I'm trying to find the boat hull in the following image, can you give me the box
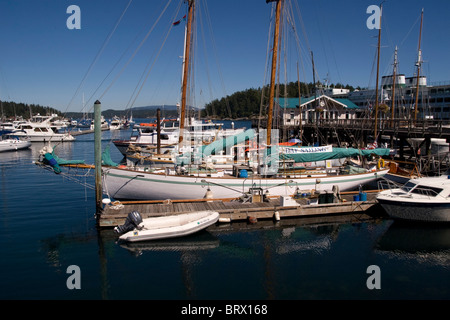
[113,140,175,156]
[13,132,75,142]
[377,196,450,222]
[119,211,220,242]
[0,139,32,152]
[103,166,389,200]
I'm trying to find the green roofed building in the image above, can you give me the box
[275,95,361,127]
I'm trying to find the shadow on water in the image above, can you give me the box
[376,220,450,259]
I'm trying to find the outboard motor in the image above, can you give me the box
[114,211,143,234]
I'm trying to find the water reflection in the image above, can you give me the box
[375,221,450,267]
[37,214,450,299]
[118,231,220,256]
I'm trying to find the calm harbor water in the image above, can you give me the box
[1,120,449,301]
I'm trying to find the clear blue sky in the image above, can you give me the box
[0,0,448,114]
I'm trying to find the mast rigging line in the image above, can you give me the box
[258,2,275,130]
[98,0,178,109]
[197,0,232,118]
[81,0,180,115]
[123,0,182,111]
[64,0,134,116]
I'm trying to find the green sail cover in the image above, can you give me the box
[279,147,391,163]
[51,152,85,165]
[201,129,255,156]
[176,129,256,165]
[102,145,119,167]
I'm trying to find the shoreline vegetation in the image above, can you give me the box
[1,81,357,121]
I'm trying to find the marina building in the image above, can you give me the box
[323,75,450,121]
[276,96,359,127]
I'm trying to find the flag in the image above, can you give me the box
[173,14,186,26]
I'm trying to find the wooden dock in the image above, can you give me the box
[71,127,109,136]
[97,191,383,228]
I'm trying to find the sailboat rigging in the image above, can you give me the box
[35,0,391,201]
[98,0,390,201]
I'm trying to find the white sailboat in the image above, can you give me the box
[102,0,390,201]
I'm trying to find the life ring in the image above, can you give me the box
[377,158,385,169]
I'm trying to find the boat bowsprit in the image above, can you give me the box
[114,210,220,242]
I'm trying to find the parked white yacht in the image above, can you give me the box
[109,116,123,131]
[13,114,75,142]
[90,116,109,130]
[0,134,31,152]
[113,118,245,157]
[377,175,450,222]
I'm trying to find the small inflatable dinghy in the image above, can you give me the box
[115,210,220,242]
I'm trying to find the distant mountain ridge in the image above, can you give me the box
[65,105,180,119]
[130,105,178,111]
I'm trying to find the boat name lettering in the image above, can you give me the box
[283,145,332,154]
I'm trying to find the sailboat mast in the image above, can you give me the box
[413,9,424,122]
[390,46,398,127]
[297,61,302,139]
[179,0,195,144]
[374,3,382,143]
[266,0,282,146]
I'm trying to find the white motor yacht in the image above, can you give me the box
[377,175,450,222]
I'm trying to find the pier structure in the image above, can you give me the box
[269,117,450,170]
[97,191,383,228]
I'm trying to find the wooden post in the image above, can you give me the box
[94,100,102,212]
[157,108,161,154]
[297,62,302,142]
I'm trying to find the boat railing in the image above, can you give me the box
[378,176,444,198]
[377,176,404,192]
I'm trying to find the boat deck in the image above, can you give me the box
[98,191,383,228]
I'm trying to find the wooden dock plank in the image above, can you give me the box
[97,192,383,228]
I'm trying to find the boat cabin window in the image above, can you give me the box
[160,134,169,140]
[410,186,443,197]
[401,181,417,192]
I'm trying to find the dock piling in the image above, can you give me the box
[94,100,102,212]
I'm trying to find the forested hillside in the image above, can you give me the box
[1,81,357,121]
[201,81,355,119]
[0,101,61,120]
